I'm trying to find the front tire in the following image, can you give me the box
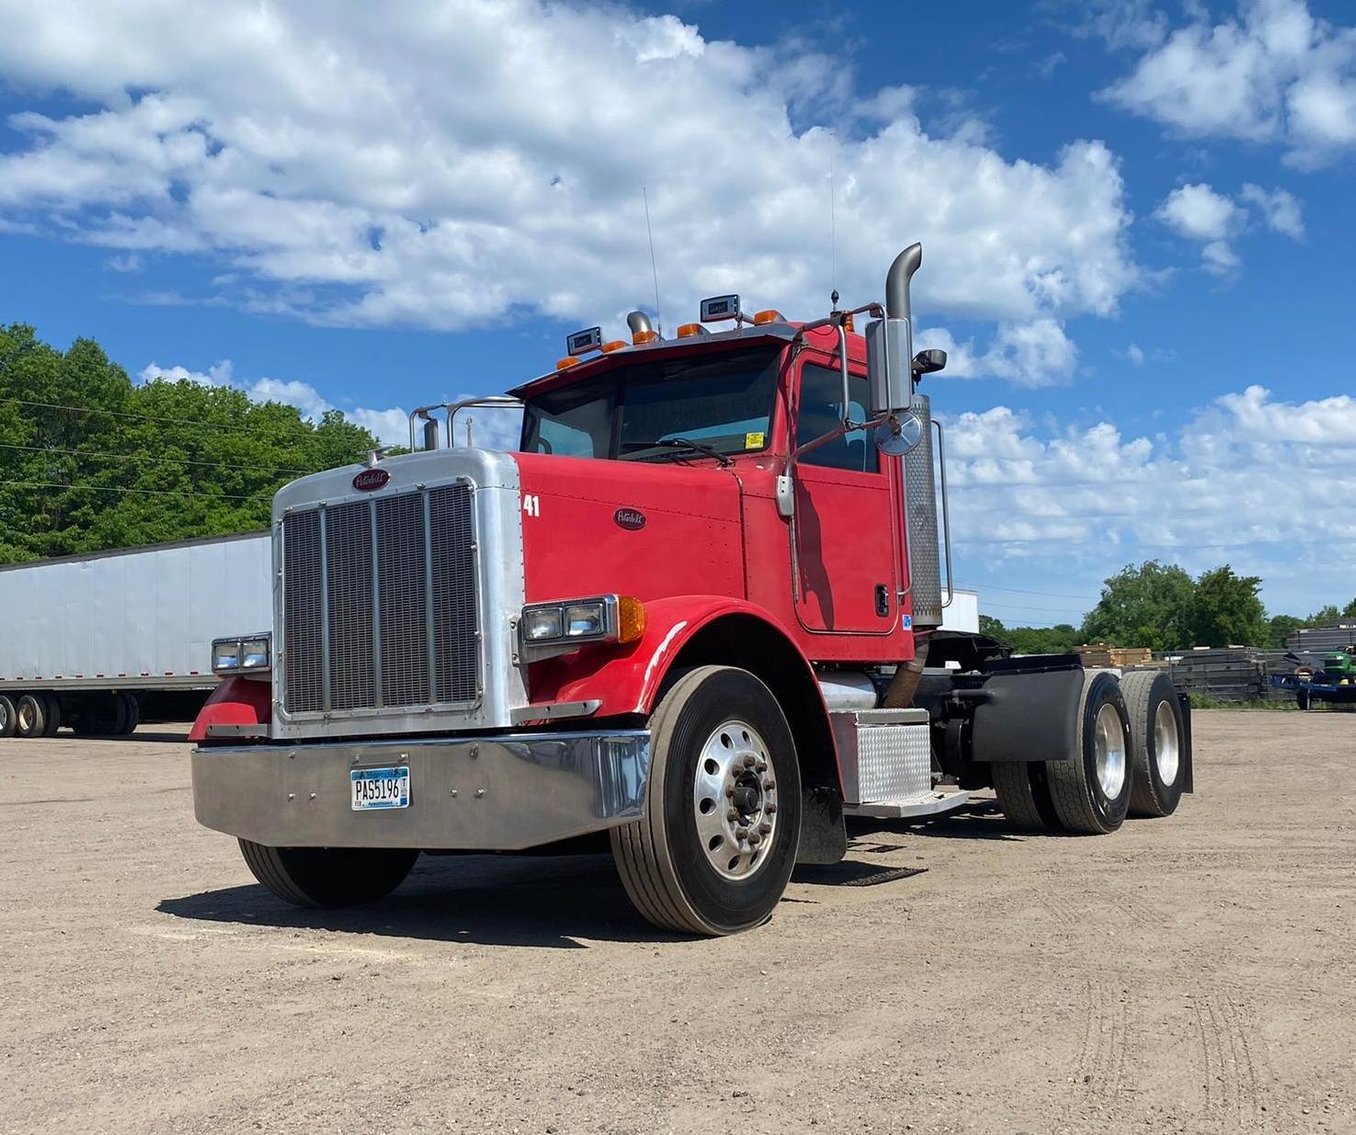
[1045,670,1132,834]
[611,665,802,936]
[238,840,418,908]
[1121,671,1187,818]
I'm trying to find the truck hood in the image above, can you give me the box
[513,452,747,604]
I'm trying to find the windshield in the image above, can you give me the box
[519,346,782,462]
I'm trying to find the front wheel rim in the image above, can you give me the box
[692,718,778,881]
[1094,703,1127,799]
[1153,700,1181,785]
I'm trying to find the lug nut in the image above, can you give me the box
[756,761,767,773]
[726,787,735,798]
[759,822,772,834]
[742,755,756,768]
[736,827,749,842]
[763,779,775,791]
[747,832,762,846]
[727,809,739,823]
[765,803,777,814]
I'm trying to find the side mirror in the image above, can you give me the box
[912,348,947,377]
[865,318,913,417]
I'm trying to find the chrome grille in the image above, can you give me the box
[281,482,479,715]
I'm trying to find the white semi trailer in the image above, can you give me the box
[0,533,270,737]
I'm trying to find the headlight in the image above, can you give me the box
[519,596,645,656]
[564,601,606,637]
[522,607,564,642]
[212,634,271,675]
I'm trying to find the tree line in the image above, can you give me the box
[982,560,1356,654]
[0,323,380,563]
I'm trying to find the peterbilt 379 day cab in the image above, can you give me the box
[191,244,1192,936]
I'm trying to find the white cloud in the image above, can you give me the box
[1101,0,1356,165]
[138,357,426,447]
[914,319,1078,387]
[1239,182,1305,238]
[1156,183,1243,241]
[945,382,1356,615]
[0,0,1138,372]
[1155,180,1304,275]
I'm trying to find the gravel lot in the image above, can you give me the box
[2,709,1352,1135]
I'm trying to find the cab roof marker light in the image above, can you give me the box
[566,326,603,356]
[632,329,658,345]
[676,323,709,339]
[555,356,580,371]
[600,339,628,353]
[752,309,785,325]
[700,294,741,323]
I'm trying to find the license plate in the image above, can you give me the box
[350,766,410,811]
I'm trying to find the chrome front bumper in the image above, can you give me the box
[192,729,650,850]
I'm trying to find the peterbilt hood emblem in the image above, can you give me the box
[352,468,391,492]
[614,507,646,531]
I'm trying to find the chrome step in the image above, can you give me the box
[843,787,969,820]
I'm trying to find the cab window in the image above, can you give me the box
[796,362,878,473]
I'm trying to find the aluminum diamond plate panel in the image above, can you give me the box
[856,722,933,802]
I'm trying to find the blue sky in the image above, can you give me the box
[1,0,1353,627]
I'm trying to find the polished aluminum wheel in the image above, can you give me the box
[1094,702,1127,799]
[692,718,778,880]
[1153,699,1180,785]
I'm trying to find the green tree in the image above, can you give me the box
[978,614,1007,640]
[1080,561,1195,651]
[1189,565,1267,647]
[1267,614,1305,649]
[0,322,380,563]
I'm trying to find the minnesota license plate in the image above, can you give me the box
[350,766,410,811]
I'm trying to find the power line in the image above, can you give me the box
[973,583,1099,601]
[0,474,269,501]
[0,395,290,436]
[0,441,310,477]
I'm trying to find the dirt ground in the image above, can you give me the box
[1,710,1352,1135]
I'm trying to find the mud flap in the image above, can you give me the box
[796,784,847,865]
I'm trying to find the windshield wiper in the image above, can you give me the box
[620,438,734,467]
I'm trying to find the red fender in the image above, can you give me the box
[189,675,272,743]
[527,595,818,718]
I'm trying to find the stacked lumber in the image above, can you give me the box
[1077,644,1154,668]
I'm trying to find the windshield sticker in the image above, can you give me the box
[744,431,765,449]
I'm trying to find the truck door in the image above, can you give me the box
[791,358,901,635]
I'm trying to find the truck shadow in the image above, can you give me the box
[157,853,670,948]
[158,845,942,947]
[846,806,1028,842]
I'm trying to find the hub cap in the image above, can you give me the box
[692,718,778,881]
[1153,700,1180,785]
[1094,703,1127,799]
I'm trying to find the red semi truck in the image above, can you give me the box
[191,243,1192,935]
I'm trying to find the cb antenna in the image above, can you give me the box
[829,128,838,310]
[643,186,664,337]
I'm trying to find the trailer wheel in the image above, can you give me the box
[0,695,15,738]
[1121,671,1187,818]
[1044,670,1132,835]
[15,694,48,738]
[117,693,140,736]
[991,762,1060,832]
[238,840,419,908]
[40,694,62,737]
[610,665,802,936]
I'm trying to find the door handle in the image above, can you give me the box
[875,584,890,617]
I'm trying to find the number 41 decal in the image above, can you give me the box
[522,494,541,517]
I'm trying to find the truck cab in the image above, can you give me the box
[192,244,1191,936]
